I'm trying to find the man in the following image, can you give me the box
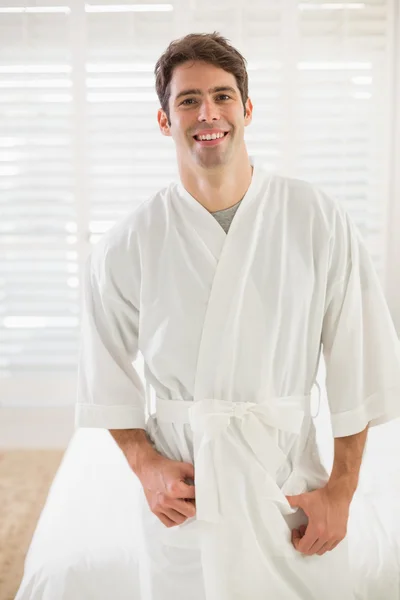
[76,32,400,600]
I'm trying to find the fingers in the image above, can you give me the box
[158,503,195,528]
[164,496,196,519]
[143,458,196,526]
[172,480,196,499]
[312,536,342,555]
[299,524,307,537]
[174,461,196,498]
[316,541,333,555]
[330,539,340,551]
[292,528,302,545]
[162,507,189,526]
[158,513,175,528]
[292,526,342,556]
[151,492,196,528]
[158,498,196,527]
[295,524,319,553]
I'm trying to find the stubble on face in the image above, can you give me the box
[190,130,234,171]
[168,62,245,172]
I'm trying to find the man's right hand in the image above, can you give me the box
[138,454,196,528]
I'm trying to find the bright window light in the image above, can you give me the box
[86,63,154,73]
[0,152,24,162]
[298,3,365,9]
[298,62,372,70]
[351,92,372,99]
[247,61,281,71]
[0,6,70,13]
[0,66,71,74]
[65,222,78,233]
[85,4,173,13]
[86,78,153,88]
[67,277,79,288]
[0,137,27,147]
[0,80,72,89]
[89,221,115,233]
[41,94,73,102]
[0,166,21,177]
[87,92,156,102]
[352,76,373,85]
[3,316,79,329]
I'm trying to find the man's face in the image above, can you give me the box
[158,60,253,170]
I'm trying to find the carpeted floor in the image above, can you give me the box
[0,450,65,600]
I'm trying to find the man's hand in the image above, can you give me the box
[138,454,196,528]
[285,481,351,556]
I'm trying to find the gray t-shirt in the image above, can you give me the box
[209,199,243,234]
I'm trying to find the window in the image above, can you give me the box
[0,0,396,405]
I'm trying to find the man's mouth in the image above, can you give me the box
[192,132,230,146]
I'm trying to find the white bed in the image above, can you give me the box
[15,429,142,600]
[15,409,400,600]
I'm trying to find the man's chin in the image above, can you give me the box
[193,151,230,168]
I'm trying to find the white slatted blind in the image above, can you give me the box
[296,0,390,273]
[0,1,79,379]
[0,0,394,405]
[85,3,180,244]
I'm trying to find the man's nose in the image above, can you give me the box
[198,99,220,122]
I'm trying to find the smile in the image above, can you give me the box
[193,132,229,146]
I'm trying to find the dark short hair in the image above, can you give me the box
[154,32,249,124]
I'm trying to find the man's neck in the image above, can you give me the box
[178,159,254,213]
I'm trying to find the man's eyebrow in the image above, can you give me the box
[175,86,237,102]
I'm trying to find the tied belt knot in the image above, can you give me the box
[153,390,321,528]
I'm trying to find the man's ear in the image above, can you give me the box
[157,108,172,137]
[244,97,253,127]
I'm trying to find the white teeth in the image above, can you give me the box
[196,132,225,141]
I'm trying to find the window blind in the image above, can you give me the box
[0,0,393,405]
[0,2,78,379]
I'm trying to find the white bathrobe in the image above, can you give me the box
[76,157,400,600]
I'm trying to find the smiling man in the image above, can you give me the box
[76,32,400,600]
[158,58,254,214]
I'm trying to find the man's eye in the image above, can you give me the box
[180,95,231,106]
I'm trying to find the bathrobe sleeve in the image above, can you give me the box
[75,236,146,430]
[321,202,400,437]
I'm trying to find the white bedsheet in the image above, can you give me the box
[15,420,400,600]
[15,429,142,600]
